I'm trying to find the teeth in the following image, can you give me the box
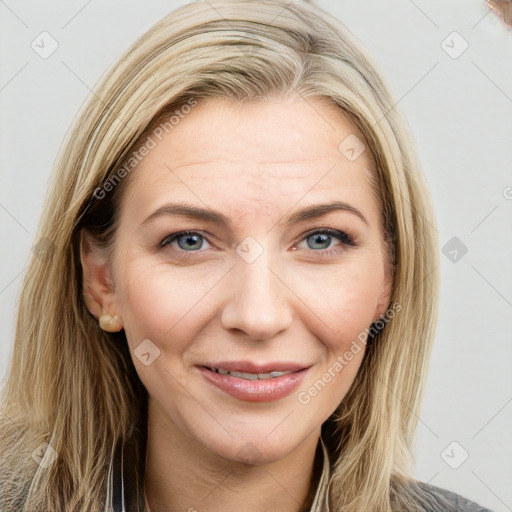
[269,371,287,377]
[209,367,293,380]
[236,371,258,380]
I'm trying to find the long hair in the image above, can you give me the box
[0,1,441,510]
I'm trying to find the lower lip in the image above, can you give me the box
[197,366,309,402]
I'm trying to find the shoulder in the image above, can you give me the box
[414,481,495,512]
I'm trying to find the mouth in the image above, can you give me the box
[196,361,311,402]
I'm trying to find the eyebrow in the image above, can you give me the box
[139,200,368,229]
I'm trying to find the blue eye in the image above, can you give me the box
[159,231,210,251]
[301,229,353,251]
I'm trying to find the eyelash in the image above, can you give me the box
[158,228,354,257]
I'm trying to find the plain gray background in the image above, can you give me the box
[1,1,511,510]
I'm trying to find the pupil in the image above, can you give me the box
[178,234,202,250]
[308,233,330,250]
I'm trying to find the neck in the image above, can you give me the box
[143,399,323,512]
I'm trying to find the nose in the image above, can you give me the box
[220,254,293,341]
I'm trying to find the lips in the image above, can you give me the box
[196,361,311,402]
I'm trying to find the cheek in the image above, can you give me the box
[292,262,378,411]
[291,256,384,345]
[114,258,222,352]
[113,259,222,406]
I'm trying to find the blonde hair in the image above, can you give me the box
[0,1,441,510]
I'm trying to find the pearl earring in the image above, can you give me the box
[98,313,123,332]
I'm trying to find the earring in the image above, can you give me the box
[98,312,123,332]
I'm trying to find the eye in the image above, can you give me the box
[298,229,353,253]
[158,228,354,257]
[159,231,211,252]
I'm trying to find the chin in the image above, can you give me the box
[215,419,317,464]
[221,438,297,466]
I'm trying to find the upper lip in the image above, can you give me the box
[199,361,310,373]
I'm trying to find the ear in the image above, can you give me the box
[373,268,393,321]
[80,228,123,329]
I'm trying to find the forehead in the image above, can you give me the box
[120,96,378,225]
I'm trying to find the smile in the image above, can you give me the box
[197,363,311,402]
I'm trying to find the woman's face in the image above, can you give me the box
[90,96,392,463]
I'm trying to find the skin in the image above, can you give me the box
[81,95,392,512]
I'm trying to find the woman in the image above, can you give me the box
[0,1,495,511]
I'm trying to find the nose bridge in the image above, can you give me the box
[220,243,293,340]
[240,250,278,301]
